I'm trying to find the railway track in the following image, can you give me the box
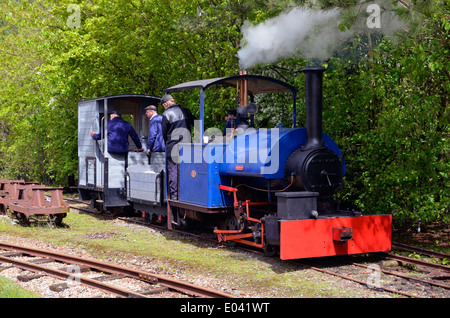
[391,241,450,259]
[0,242,235,298]
[114,214,450,298]
[283,250,448,298]
[27,198,449,298]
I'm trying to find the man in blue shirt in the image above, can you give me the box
[144,105,165,154]
[90,111,143,155]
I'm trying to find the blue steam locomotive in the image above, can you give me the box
[78,67,391,259]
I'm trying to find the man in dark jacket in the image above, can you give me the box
[161,94,195,200]
[145,105,165,154]
[223,109,242,136]
[90,111,143,155]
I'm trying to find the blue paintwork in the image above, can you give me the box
[218,127,345,179]
[178,143,234,208]
[177,127,345,208]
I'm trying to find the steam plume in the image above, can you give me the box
[238,6,405,69]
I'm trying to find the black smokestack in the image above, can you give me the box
[301,66,325,149]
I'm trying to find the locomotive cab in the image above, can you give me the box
[77,94,163,213]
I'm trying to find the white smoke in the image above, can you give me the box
[238,6,405,69]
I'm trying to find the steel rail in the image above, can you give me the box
[0,254,149,298]
[346,260,450,290]
[0,241,235,298]
[291,259,425,298]
[382,252,450,273]
[392,242,450,259]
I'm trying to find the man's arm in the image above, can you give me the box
[129,125,143,150]
[147,121,158,151]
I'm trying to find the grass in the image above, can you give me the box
[0,276,40,298]
[0,211,367,297]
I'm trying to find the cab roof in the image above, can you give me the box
[163,74,296,94]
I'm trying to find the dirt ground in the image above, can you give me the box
[392,220,450,254]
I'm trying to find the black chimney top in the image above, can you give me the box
[301,66,325,149]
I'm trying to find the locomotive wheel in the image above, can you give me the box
[173,208,191,230]
[219,214,239,247]
[144,212,158,224]
[224,214,238,231]
[176,215,190,230]
[263,242,278,257]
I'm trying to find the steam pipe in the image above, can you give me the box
[239,70,248,106]
[301,66,325,149]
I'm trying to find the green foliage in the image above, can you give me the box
[0,0,447,228]
[320,2,449,227]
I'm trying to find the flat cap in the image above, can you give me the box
[145,105,158,111]
[160,94,173,105]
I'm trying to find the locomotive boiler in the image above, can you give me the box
[78,67,392,260]
[217,67,344,199]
